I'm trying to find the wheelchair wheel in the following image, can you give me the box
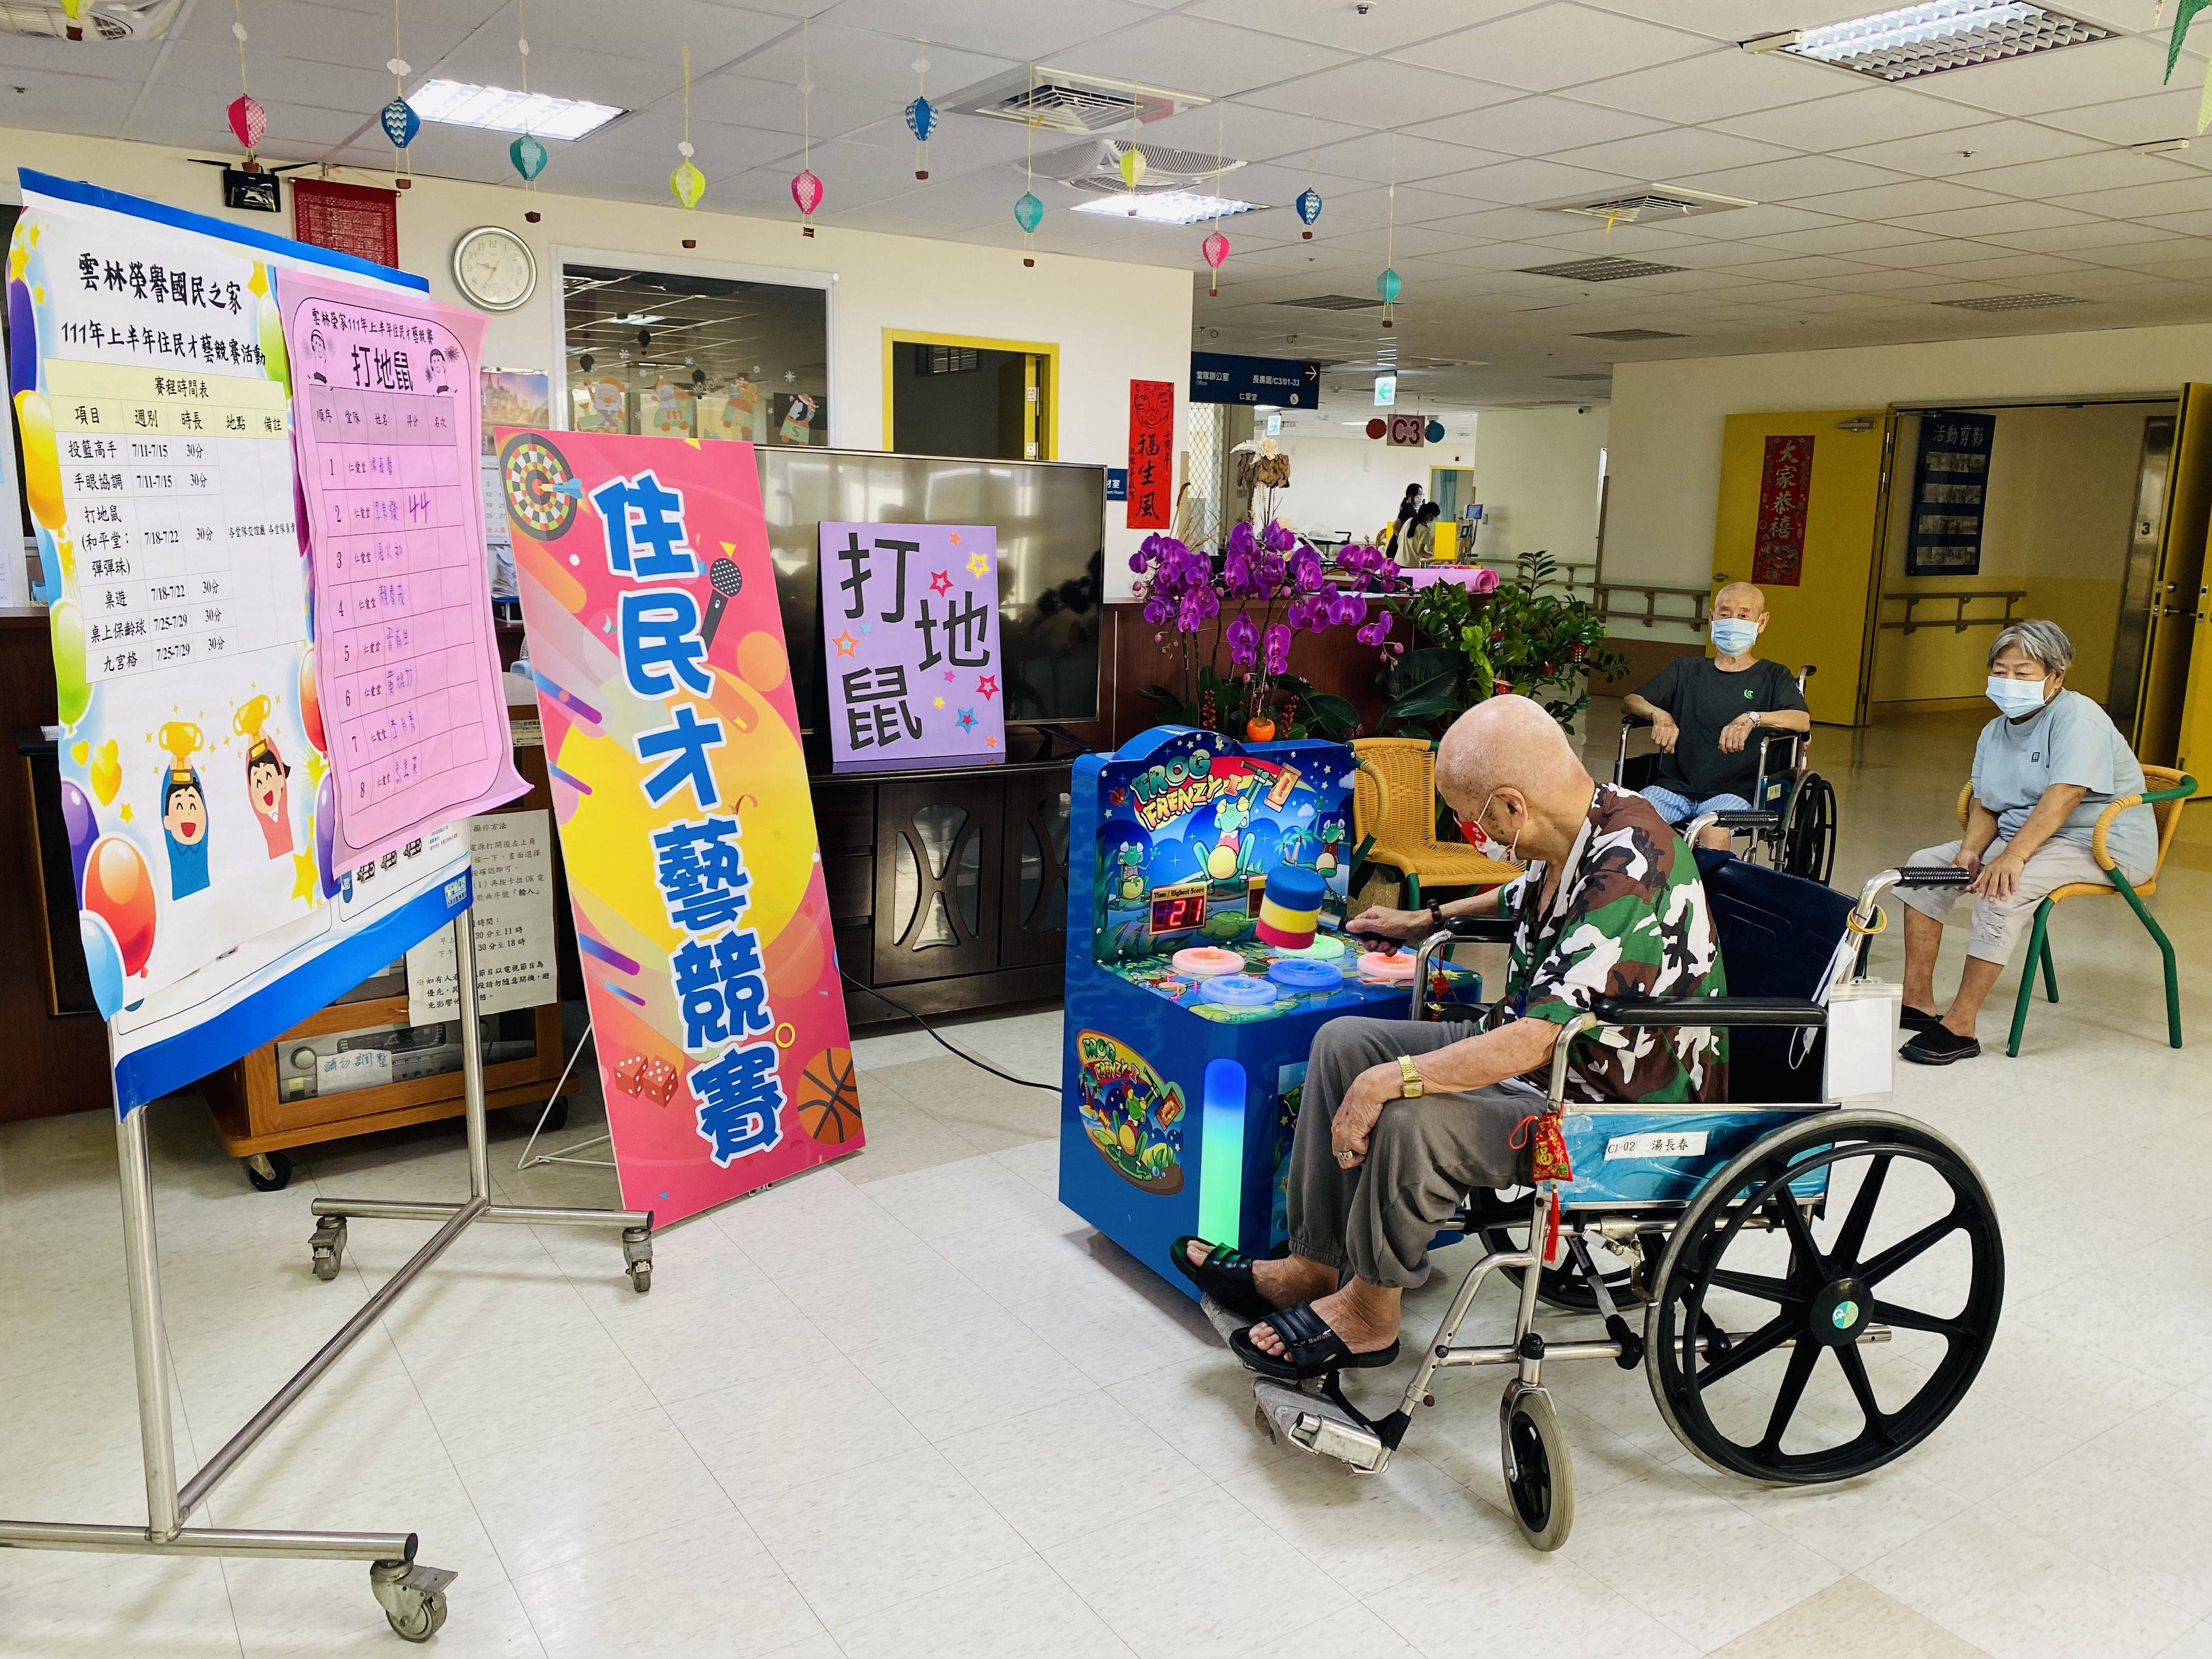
[1645,1110,2002,1485]
[1477,1221,1633,1313]
[1780,774,1837,884]
[1501,1386,1573,1551]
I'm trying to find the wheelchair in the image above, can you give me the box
[1616,664,1837,884]
[1216,850,2000,1552]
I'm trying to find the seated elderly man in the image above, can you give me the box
[1172,696,1727,1380]
[1622,581,1810,850]
[1895,619,2157,1065]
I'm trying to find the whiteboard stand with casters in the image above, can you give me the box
[0,911,655,1642]
[516,1018,617,1171]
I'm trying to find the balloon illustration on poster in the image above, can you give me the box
[83,836,155,979]
[49,598,88,727]
[314,774,338,898]
[60,779,95,895]
[88,738,120,805]
[298,648,326,753]
[80,912,125,1018]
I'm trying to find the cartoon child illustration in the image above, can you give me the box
[156,721,210,900]
[1316,813,1346,874]
[721,376,759,441]
[234,695,292,859]
[1114,842,1146,900]
[1206,791,1255,882]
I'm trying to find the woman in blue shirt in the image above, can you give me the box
[1894,620,2156,1064]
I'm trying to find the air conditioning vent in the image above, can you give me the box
[0,0,178,37]
[1577,328,1686,341]
[1520,258,1687,282]
[1274,294,1385,311]
[941,66,1205,134]
[1932,292,2087,312]
[1547,187,1753,223]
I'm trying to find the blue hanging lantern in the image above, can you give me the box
[1295,187,1322,239]
[1014,191,1043,234]
[905,94,936,179]
[380,96,420,149]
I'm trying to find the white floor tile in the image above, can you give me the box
[830,1554,1134,1659]
[665,1353,930,1503]
[1104,1356,1303,1482]
[1243,1602,1419,1659]
[0,1550,243,1659]
[1365,1540,1699,1659]
[1226,1446,1497,1598]
[937,1392,1213,1549]
[225,1563,546,1658]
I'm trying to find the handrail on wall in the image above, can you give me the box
[1592,581,1712,630]
[1880,589,2028,636]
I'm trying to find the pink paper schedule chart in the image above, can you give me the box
[281,269,524,864]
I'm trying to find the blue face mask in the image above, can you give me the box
[1986,676,2049,718]
[1711,618,1758,656]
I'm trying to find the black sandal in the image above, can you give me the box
[1228,1301,1400,1381]
[1169,1237,1273,1322]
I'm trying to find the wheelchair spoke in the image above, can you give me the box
[1757,1341,1820,1456]
[1768,1190,1829,1283]
[1831,1153,1892,1269]
[1707,1267,1804,1308]
[1858,1209,1963,1286]
[1695,1314,1793,1387]
[1870,1299,1967,1341]
[1831,1342,1894,1446]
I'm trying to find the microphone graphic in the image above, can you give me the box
[702,556,742,648]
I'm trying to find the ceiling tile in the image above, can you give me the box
[1135,101,1367,166]
[1307,132,1508,185]
[1927,252,2099,281]
[1712,86,1985,150]
[1797,178,2011,219]
[1909,36,2179,119]
[1841,236,2038,267]
[1674,155,1914,203]
[153,41,394,109]
[2038,87,2208,148]
[1661,202,1845,239]
[721,24,1014,104]
[1,67,129,138]
[1565,46,1829,123]
[1750,222,1940,254]
[1182,0,1529,53]
[176,0,478,65]
[1266,59,1524,129]
[1835,120,2104,178]
[1406,95,1667,157]
[1956,150,2200,201]
[517,0,793,70]
[2050,174,2212,218]
[691,73,895,140]
[814,0,1147,60]
[1885,201,2101,236]
[432,36,682,111]
[1444,156,1641,206]
[1977,221,2183,253]
[1047,13,1353,99]
[1554,126,1796,180]
[1410,3,1709,94]
[2078,224,2212,256]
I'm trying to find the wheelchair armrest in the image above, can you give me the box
[1891,866,1974,889]
[1620,714,1654,730]
[1585,992,1827,1029]
[1440,913,1516,942]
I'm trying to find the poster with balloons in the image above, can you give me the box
[10,171,472,1111]
[501,427,859,1224]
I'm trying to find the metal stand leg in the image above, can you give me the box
[517,1019,616,1172]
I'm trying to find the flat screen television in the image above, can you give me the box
[757,449,1105,740]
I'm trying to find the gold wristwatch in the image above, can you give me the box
[1396,1055,1426,1098]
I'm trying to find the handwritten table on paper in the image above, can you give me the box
[282,272,521,862]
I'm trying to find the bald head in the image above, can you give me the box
[1714,581,1766,616]
[1436,697,1594,862]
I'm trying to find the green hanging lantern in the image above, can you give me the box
[510,132,548,182]
[1376,267,1402,304]
[1014,191,1043,234]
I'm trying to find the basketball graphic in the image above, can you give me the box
[795,1046,862,1145]
[500,431,578,540]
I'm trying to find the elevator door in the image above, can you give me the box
[2107,413,2173,730]
[2134,384,2212,768]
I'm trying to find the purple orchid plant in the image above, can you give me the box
[1132,518,1405,738]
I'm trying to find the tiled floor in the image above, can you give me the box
[3,702,2209,1658]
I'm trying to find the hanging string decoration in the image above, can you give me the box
[1199,103,1228,297]
[905,52,935,179]
[1015,63,1042,267]
[1376,132,1400,330]
[2160,0,2212,129]
[1296,115,1322,239]
[228,1,266,161]
[381,0,418,188]
[792,17,822,236]
[670,43,706,236]
[511,0,545,219]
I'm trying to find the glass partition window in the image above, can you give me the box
[561,264,828,444]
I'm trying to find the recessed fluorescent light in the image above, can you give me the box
[1070,191,1254,226]
[1770,3,2112,83]
[2134,137,2192,155]
[610,313,665,325]
[412,78,624,140]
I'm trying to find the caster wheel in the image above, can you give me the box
[1501,1387,1573,1551]
[628,1261,652,1294]
[309,1218,347,1283]
[244,1150,293,1192]
[370,1560,455,1645]
[386,1589,447,1643]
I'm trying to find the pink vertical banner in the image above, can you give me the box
[280,271,526,863]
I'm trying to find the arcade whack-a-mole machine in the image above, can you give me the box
[1059,726,1476,1295]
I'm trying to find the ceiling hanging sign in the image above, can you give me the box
[1188,353,1319,408]
[1373,373,1397,407]
[1386,412,1426,447]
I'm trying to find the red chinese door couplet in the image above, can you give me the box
[1127,379,1173,531]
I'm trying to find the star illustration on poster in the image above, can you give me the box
[977,675,998,699]
[966,551,989,577]
[929,570,952,595]
[833,631,857,656]
[957,708,977,731]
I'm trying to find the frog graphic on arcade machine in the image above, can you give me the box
[1205,792,1255,882]
[1075,1030,1184,1194]
[1114,842,1147,900]
[1315,814,1346,875]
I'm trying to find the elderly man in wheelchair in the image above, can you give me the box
[1173,696,2003,1550]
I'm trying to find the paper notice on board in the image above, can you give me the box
[404,809,556,1021]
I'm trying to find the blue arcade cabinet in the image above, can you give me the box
[1058,726,1472,1299]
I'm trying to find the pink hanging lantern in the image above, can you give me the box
[791,167,823,236]
[227,93,267,153]
[1201,229,1229,297]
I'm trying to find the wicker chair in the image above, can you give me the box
[1348,737,1520,909]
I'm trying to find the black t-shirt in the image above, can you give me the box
[1635,656,1807,798]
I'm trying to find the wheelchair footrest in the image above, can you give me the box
[1198,1294,1248,1348]
[1251,1379,1394,1473]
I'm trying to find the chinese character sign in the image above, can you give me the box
[502,429,858,1224]
[1905,409,1994,578]
[820,522,1005,768]
[1752,433,1814,588]
[281,269,526,865]
[1127,379,1173,530]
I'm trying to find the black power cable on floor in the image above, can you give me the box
[839,969,1061,1094]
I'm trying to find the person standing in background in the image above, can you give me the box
[1399,501,1440,565]
[1384,482,1421,556]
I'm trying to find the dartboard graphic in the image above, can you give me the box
[500,432,577,540]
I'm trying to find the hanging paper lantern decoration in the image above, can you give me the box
[1118,146,1147,191]
[670,151,706,210]
[60,0,85,40]
[1014,191,1043,234]
[1424,419,1445,444]
[510,132,548,181]
[1376,265,1402,329]
[227,94,267,153]
[1365,417,1386,441]
[791,167,824,218]
[905,94,936,179]
[1295,187,1323,240]
[380,97,419,150]
[1200,229,1229,297]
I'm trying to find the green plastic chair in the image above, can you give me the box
[1954,769,2199,1057]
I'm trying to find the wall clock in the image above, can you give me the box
[450,225,537,313]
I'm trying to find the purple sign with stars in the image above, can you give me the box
[820,522,1005,770]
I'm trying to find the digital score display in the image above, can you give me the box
[1148,883,1207,935]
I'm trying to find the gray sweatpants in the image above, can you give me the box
[1287,1016,1541,1290]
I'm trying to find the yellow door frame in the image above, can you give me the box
[881,329,1059,459]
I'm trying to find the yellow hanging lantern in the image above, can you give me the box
[1118,145,1147,191]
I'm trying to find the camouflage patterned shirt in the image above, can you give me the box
[1482,784,1727,1104]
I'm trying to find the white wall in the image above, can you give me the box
[1607,324,2206,642]
[1269,433,1437,542]
[2,127,1192,600]
[1467,405,1608,575]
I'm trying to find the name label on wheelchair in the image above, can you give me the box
[1604,1130,1708,1161]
